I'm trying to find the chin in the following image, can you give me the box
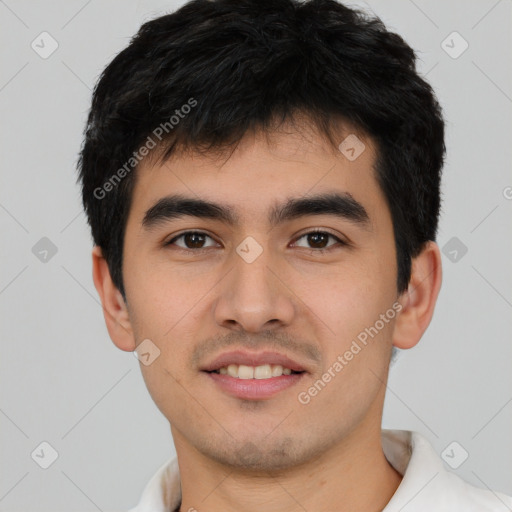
[198,436,317,472]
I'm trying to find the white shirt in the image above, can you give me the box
[128,429,512,511]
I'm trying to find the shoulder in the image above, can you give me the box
[382,430,512,511]
[437,470,512,511]
[126,457,181,512]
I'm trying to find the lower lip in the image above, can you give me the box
[204,371,305,400]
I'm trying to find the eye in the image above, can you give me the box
[292,230,346,252]
[165,231,219,250]
[164,229,346,253]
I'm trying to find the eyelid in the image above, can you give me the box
[291,229,348,249]
[165,230,219,248]
[164,228,349,251]
[293,227,345,238]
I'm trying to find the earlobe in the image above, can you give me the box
[91,246,136,352]
[392,241,443,350]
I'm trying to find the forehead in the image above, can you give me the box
[128,123,387,230]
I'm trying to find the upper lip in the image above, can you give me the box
[201,350,307,373]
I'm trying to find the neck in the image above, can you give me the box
[173,420,402,512]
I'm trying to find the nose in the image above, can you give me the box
[213,243,296,333]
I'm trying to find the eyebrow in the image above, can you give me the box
[141,192,371,231]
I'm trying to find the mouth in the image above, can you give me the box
[201,351,308,400]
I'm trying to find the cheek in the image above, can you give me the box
[129,278,201,418]
[123,249,213,336]
[299,264,380,337]
[300,256,397,377]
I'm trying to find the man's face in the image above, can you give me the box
[122,123,401,470]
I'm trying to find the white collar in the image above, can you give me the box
[129,429,512,512]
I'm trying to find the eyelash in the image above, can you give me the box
[164,229,347,254]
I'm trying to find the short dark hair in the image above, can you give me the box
[77,0,445,299]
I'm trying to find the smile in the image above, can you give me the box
[212,363,302,379]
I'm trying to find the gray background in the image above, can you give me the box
[1,0,511,510]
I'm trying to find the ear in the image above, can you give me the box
[392,241,442,349]
[91,246,136,352]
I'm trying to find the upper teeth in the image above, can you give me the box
[217,364,293,379]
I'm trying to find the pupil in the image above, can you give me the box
[308,232,327,248]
